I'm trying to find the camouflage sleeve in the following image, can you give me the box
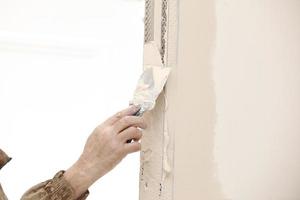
[21,171,89,200]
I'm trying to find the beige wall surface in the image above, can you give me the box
[173,0,300,199]
[173,0,223,199]
[141,0,300,199]
[214,0,300,199]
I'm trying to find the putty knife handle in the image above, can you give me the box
[126,107,143,143]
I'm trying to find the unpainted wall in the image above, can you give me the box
[140,0,300,199]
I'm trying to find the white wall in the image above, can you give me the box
[0,0,144,199]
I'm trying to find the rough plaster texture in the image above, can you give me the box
[140,0,300,199]
[139,0,174,199]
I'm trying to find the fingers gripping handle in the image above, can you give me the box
[126,107,143,143]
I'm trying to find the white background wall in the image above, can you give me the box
[0,0,144,199]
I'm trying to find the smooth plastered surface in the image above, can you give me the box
[214,0,300,199]
[140,0,300,199]
[172,0,224,199]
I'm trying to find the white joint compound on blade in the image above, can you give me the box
[131,42,171,114]
[132,65,170,114]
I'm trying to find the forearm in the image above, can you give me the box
[64,157,102,199]
[21,171,89,200]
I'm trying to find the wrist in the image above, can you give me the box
[64,158,94,198]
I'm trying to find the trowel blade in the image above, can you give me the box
[131,42,171,115]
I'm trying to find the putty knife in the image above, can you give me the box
[130,41,171,116]
[127,42,171,143]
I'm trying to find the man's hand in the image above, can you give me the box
[64,105,146,198]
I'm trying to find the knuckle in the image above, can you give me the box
[122,116,131,125]
[134,129,142,137]
[103,126,113,135]
[130,126,138,132]
[115,111,123,119]
[99,127,114,140]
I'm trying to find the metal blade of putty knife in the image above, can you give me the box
[126,42,171,143]
[130,41,171,116]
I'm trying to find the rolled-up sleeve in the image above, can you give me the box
[21,171,89,200]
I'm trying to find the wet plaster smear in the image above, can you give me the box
[140,0,300,200]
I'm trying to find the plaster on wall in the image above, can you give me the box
[214,0,300,199]
[140,0,300,200]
